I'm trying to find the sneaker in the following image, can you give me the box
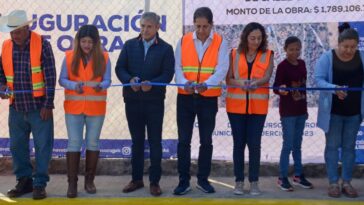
[249,181,261,196]
[196,180,215,193]
[173,181,191,195]
[233,181,244,195]
[277,177,293,191]
[342,182,358,198]
[292,175,313,189]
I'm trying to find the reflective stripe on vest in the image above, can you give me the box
[65,95,107,101]
[178,32,223,97]
[1,31,45,104]
[226,92,269,100]
[64,51,108,116]
[226,48,271,114]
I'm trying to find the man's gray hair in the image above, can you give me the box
[141,12,160,25]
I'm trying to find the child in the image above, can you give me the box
[273,36,313,191]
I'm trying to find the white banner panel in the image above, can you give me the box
[0,0,182,141]
[184,0,364,25]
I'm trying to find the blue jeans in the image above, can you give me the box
[125,99,164,184]
[279,114,307,178]
[177,94,218,183]
[325,114,361,184]
[65,114,105,152]
[9,107,54,187]
[227,113,266,182]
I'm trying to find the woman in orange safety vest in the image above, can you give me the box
[59,24,111,198]
[226,22,274,196]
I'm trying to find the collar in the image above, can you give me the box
[192,31,214,41]
[143,36,156,47]
[138,33,159,45]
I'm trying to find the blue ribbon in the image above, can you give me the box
[0,82,363,95]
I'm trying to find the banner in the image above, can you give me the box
[0,0,182,158]
[184,0,364,163]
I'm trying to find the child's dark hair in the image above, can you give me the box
[284,36,301,49]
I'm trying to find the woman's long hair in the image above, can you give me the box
[71,24,105,79]
[237,22,268,54]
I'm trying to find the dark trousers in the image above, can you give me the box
[176,94,218,182]
[125,99,164,184]
[227,113,266,182]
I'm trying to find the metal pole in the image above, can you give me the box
[145,0,150,12]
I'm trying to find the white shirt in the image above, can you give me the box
[174,31,229,88]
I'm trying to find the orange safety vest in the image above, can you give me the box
[226,48,271,114]
[1,31,45,104]
[64,51,108,116]
[178,32,222,97]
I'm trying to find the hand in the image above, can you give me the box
[40,107,53,121]
[0,85,10,99]
[130,77,140,92]
[195,83,207,94]
[75,82,84,94]
[184,81,195,94]
[278,84,288,95]
[141,80,152,92]
[93,83,103,92]
[292,90,303,101]
[246,80,258,91]
[239,80,250,91]
[335,85,347,100]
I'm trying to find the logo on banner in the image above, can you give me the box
[121,146,131,156]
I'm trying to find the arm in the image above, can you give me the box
[174,39,188,87]
[41,39,56,109]
[204,38,229,86]
[0,57,5,85]
[150,44,175,83]
[314,52,336,94]
[0,56,8,99]
[142,44,175,92]
[58,57,78,90]
[115,41,132,84]
[273,62,288,95]
[226,50,246,88]
[99,57,112,89]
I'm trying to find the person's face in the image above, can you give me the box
[194,17,212,42]
[338,39,358,59]
[10,26,29,46]
[285,42,301,62]
[80,36,94,55]
[140,19,159,41]
[247,29,263,52]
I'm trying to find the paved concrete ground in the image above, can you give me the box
[0,175,362,202]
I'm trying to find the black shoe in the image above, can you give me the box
[277,177,293,191]
[7,177,33,198]
[292,175,313,189]
[196,180,215,193]
[173,181,191,195]
[33,186,47,200]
